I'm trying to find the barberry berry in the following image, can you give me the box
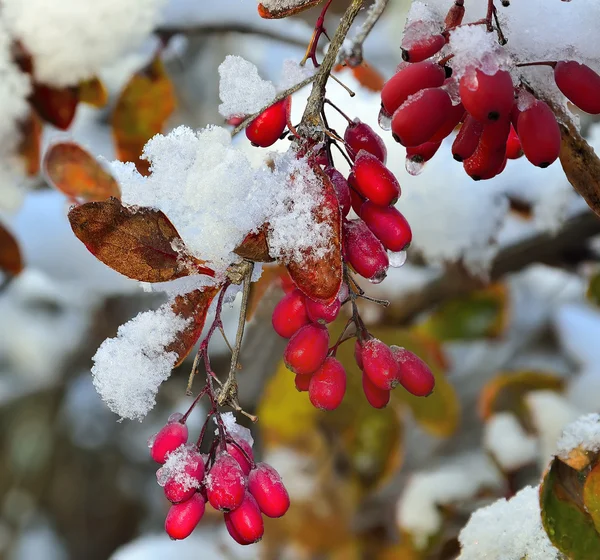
[361,338,401,390]
[248,463,290,518]
[344,119,387,163]
[352,150,400,206]
[308,357,347,411]
[224,492,264,545]
[272,289,309,339]
[343,219,389,283]
[246,97,290,147]
[283,323,330,375]
[165,493,206,540]
[360,201,412,252]
[150,420,188,464]
[206,452,247,512]
[391,346,435,396]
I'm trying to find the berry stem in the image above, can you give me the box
[515,60,557,68]
[324,98,354,124]
[301,0,334,67]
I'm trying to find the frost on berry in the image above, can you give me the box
[159,445,205,503]
[224,492,264,545]
[248,463,290,518]
[361,339,401,391]
[205,452,247,512]
[226,438,254,476]
[165,493,206,540]
[344,119,387,163]
[308,357,347,411]
[343,220,389,284]
[324,167,351,217]
[391,346,435,397]
[305,296,341,324]
[272,289,309,338]
[150,421,189,464]
[283,323,329,375]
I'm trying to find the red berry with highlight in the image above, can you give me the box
[248,463,290,518]
[362,371,391,409]
[226,438,254,476]
[305,297,341,324]
[360,201,412,252]
[459,68,514,122]
[517,99,561,168]
[344,119,387,163]
[391,346,435,396]
[401,22,446,63]
[284,323,329,375]
[352,150,400,206]
[272,289,309,338]
[361,338,401,390]
[165,493,205,540]
[554,61,600,115]
[246,97,290,147]
[325,167,351,217]
[506,124,523,160]
[206,452,247,512]
[463,118,510,181]
[224,492,264,545]
[343,219,389,283]
[309,357,347,411]
[150,422,188,464]
[452,115,483,162]
[348,175,366,215]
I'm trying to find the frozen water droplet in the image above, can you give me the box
[337,282,349,302]
[405,157,424,176]
[368,270,387,284]
[168,412,184,424]
[378,106,392,131]
[443,79,461,105]
[389,250,407,268]
[147,433,157,448]
[156,467,170,487]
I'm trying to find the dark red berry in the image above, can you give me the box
[246,97,290,147]
[362,371,391,409]
[272,289,309,338]
[248,463,290,518]
[554,61,600,115]
[165,494,205,540]
[517,99,561,168]
[283,324,329,375]
[459,68,514,122]
[406,141,442,165]
[226,438,254,476]
[361,338,400,390]
[348,175,366,215]
[506,124,523,159]
[444,1,465,28]
[360,201,412,252]
[402,21,446,63]
[381,60,446,115]
[392,88,452,147]
[150,421,188,464]
[294,373,311,392]
[308,357,347,411]
[352,151,400,206]
[206,452,247,512]
[162,449,205,503]
[463,118,510,181]
[452,115,483,162]
[305,297,341,324]
[391,346,435,396]
[429,101,465,143]
[344,119,387,163]
[325,167,351,217]
[343,219,389,283]
[224,492,264,545]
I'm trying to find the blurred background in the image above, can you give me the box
[1,0,600,558]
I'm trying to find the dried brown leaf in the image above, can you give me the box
[0,222,23,276]
[30,83,79,130]
[234,224,274,262]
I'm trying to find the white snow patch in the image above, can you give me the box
[483,413,538,471]
[215,412,254,448]
[556,413,600,459]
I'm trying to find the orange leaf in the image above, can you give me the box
[111,56,176,175]
[234,224,274,263]
[167,286,221,366]
[30,83,79,130]
[258,0,324,18]
[44,142,121,202]
[286,166,343,304]
[68,197,214,282]
[78,76,108,108]
[335,63,385,92]
[18,111,42,176]
[0,221,23,276]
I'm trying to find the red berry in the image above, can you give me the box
[344,119,387,163]
[305,297,341,324]
[308,357,347,411]
[361,338,400,390]
[392,88,452,147]
[506,124,523,160]
[360,201,412,252]
[554,61,600,115]
[272,289,309,338]
[226,439,254,476]
[150,421,188,464]
[517,99,561,168]
[352,151,400,206]
[294,373,311,392]
[402,22,446,63]
[325,167,351,217]
[224,492,264,545]
[162,448,205,503]
[381,60,446,115]
[406,141,442,165]
[343,219,389,283]
[348,175,366,215]
[355,339,364,370]
[245,97,290,147]
[283,323,329,375]
[463,118,510,181]
[452,115,483,162]
[429,101,465,143]
[165,493,205,540]
[391,346,435,396]
[206,452,247,512]
[459,68,514,122]
[362,371,391,409]
[444,1,465,28]
[248,463,290,518]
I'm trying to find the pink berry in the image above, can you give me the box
[344,119,387,163]
[150,422,188,464]
[163,449,205,503]
[224,492,264,545]
[343,219,389,283]
[360,201,412,252]
[361,338,401,390]
[272,289,309,338]
[305,297,341,324]
[226,438,254,476]
[352,150,400,206]
[283,323,329,375]
[325,167,351,217]
[308,357,347,411]
[391,346,435,396]
[165,493,205,540]
[206,452,247,512]
[248,463,290,518]
[362,371,391,409]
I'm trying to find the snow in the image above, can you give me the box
[483,413,538,471]
[277,59,315,91]
[553,303,600,368]
[215,412,255,447]
[2,0,165,87]
[396,452,503,549]
[91,302,190,421]
[458,485,560,560]
[556,413,600,459]
[157,444,201,490]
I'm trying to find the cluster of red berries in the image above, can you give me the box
[379,1,600,180]
[149,413,289,544]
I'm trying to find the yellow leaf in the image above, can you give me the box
[79,76,108,108]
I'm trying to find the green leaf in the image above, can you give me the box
[587,271,600,307]
[584,462,600,533]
